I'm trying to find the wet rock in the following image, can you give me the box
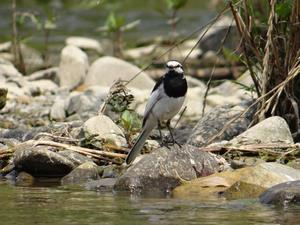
[230,116,293,145]
[102,164,124,178]
[174,162,300,200]
[15,171,35,186]
[0,88,7,109]
[260,180,300,206]
[58,45,89,88]
[85,178,116,192]
[13,143,75,177]
[66,36,102,53]
[188,103,255,147]
[114,144,226,194]
[58,150,93,166]
[83,114,127,147]
[84,56,154,90]
[61,162,100,185]
[199,16,239,54]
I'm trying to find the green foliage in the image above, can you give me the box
[222,47,240,63]
[105,12,126,32]
[165,0,188,10]
[120,110,142,135]
[276,0,292,19]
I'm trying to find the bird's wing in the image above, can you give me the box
[142,84,164,127]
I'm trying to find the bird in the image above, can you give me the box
[125,60,188,164]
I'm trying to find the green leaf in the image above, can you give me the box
[222,47,241,63]
[165,0,188,10]
[276,0,292,19]
[120,110,141,133]
[105,12,125,32]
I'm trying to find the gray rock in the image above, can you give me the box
[58,150,94,166]
[85,178,116,192]
[260,180,300,206]
[65,86,108,119]
[83,114,126,147]
[20,44,44,74]
[66,36,102,53]
[84,56,154,90]
[102,164,124,178]
[114,144,226,194]
[61,162,100,185]
[188,103,255,147]
[199,16,239,54]
[23,79,58,95]
[50,98,66,121]
[13,143,75,177]
[58,45,89,88]
[230,116,293,145]
[26,67,59,84]
[15,171,35,186]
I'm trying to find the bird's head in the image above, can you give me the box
[166,60,184,74]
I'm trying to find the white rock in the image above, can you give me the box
[50,98,66,121]
[83,114,127,147]
[84,56,154,90]
[26,79,58,94]
[0,59,22,77]
[230,116,293,145]
[66,36,102,53]
[58,45,89,88]
[124,44,156,59]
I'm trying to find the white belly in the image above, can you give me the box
[151,96,185,122]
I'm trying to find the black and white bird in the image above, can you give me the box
[125,60,188,164]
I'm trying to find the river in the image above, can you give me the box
[0,179,299,225]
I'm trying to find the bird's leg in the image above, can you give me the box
[157,120,164,146]
[166,119,181,147]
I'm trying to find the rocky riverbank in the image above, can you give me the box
[1,21,300,208]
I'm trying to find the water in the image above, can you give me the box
[0,180,299,225]
[0,0,216,52]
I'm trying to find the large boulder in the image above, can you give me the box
[260,180,300,206]
[230,116,293,145]
[187,102,255,147]
[58,45,89,88]
[199,16,239,54]
[83,114,127,147]
[84,56,154,90]
[61,162,100,185]
[114,144,226,194]
[174,163,300,200]
[13,143,75,177]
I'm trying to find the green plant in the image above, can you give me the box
[97,12,140,57]
[165,0,188,39]
[119,110,142,142]
[229,0,300,137]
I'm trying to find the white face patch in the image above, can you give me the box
[166,60,184,74]
[166,60,182,68]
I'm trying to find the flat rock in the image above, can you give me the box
[85,178,117,192]
[230,116,293,145]
[187,103,255,147]
[174,162,300,200]
[114,144,226,194]
[58,150,94,166]
[26,67,59,84]
[13,143,75,177]
[260,180,300,206]
[61,162,100,185]
[0,59,22,77]
[84,56,154,90]
[66,36,102,53]
[58,45,89,88]
[83,114,127,147]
